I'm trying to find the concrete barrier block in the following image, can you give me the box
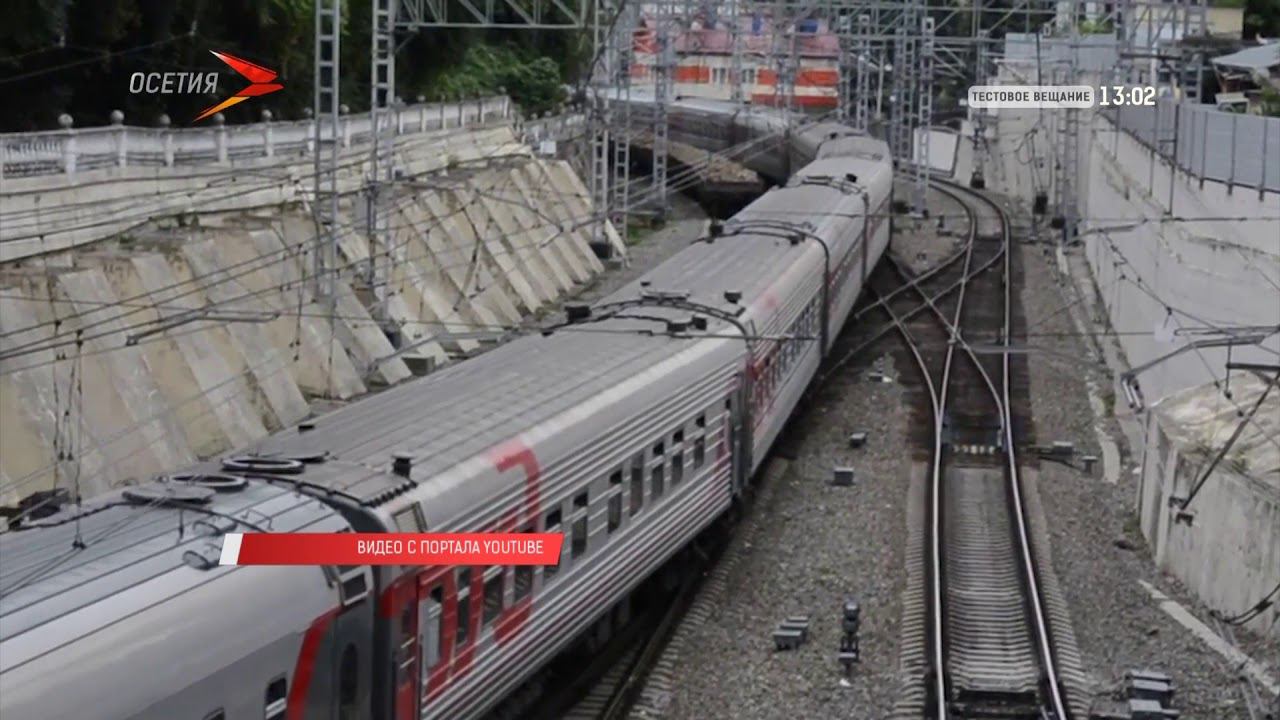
[520,161,604,276]
[127,253,268,453]
[547,159,627,262]
[0,290,115,500]
[460,171,548,314]
[507,169,591,285]
[56,267,195,473]
[496,166,576,295]
[330,282,412,387]
[435,187,523,324]
[387,200,478,356]
[417,192,512,330]
[181,239,317,415]
[241,228,367,400]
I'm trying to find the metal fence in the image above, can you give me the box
[1109,97,1280,193]
[0,96,512,179]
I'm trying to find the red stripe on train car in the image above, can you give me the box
[286,607,342,720]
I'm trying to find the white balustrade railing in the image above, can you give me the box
[1,95,512,180]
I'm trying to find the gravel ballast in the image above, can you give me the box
[1015,224,1274,718]
[657,347,914,718]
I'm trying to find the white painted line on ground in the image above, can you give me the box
[1138,580,1279,696]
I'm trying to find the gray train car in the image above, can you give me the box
[0,98,892,720]
[0,478,374,720]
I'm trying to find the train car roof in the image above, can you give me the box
[239,173,882,509]
[0,478,346,656]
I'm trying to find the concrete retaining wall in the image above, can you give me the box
[0,125,621,507]
[1139,407,1280,639]
[986,60,1280,644]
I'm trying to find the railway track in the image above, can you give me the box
[877,180,1086,719]
[544,182,1090,720]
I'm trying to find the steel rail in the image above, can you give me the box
[930,178,1070,720]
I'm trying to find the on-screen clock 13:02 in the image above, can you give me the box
[1097,85,1158,106]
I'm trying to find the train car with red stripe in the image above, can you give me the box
[0,477,376,720]
[0,99,892,720]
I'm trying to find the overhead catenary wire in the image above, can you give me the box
[0,105,817,363]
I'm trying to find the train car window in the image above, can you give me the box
[397,602,415,685]
[629,454,644,516]
[695,414,706,429]
[393,505,424,533]
[653,441,664,457]
[694,436,706,469]
[672,451,685,485]
[672,429,684,445]
[422,585,444,669]
[339,644,359,713]
[571,491,589,558]
[203,711,225,720]
[456,568,472,647]
[264,675,287,720]
[544,507,562,581]
[515,564,533,600]
[483,568,504,625]
[607,470,623,532]
[651,463,665,500]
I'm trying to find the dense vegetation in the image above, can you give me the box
[2,0,1278,131]
[0,0,586,131]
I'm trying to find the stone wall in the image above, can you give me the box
[0,124,624,507]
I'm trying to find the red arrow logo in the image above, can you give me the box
[194,51,284,122]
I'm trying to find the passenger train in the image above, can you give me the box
[0,97,894,720]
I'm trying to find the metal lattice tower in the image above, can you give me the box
[888,25,910,161]
[589,0,614,247]
[313,0,341,303]
[911,15,934,216]
[837,17,852,121]
[1054,62,1080,244]
[852,14,872,132]
[652,0,672,218]
[729,0,744,104]
[609,0,636,243]
[368,0,396,320]
[971,29,990,187]
[1117,0,1208,101]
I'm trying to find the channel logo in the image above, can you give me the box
[193,51,284,122]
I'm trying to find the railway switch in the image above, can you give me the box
[848,432,868,448]
[831,467,856,487]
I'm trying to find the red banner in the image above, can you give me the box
[218,532,564,566]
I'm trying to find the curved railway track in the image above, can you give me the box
[878,180,1078,719]
[545,181,1089,720]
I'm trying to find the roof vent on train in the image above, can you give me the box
[565,303,591,323]
[724,290,742,304]
[170,473,249,492]
[123,482,216,506]
[392,452,415,478]
[221,456,308,474]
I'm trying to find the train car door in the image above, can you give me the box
[729,373,752,493]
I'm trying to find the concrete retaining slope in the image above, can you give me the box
[0,126,622,506]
